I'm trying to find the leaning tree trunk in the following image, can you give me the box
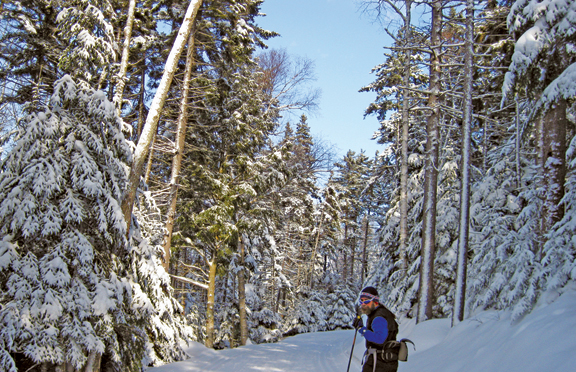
[452,0,474,327]
[417,0,442,324]
[144,128,156,184]
[162,26,198,271]
[136,66,146,139]
[121,0,203,232]
[113,0,137,116]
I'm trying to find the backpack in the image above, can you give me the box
[383,338,416,362]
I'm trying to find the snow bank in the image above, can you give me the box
[400,289,576,372]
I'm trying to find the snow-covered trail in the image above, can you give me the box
[148,289,576,372]
[149,329,364,372]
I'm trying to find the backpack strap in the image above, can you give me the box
[400,338,415,350]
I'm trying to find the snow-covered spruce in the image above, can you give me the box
[282,288,328,335]
[324,283,356,331]
[503,0,576,113]
[0,76,189,371]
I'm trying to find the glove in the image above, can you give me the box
[352,316,363,330]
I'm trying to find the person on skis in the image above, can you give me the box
[353,286,399,372]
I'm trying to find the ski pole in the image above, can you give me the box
[346,320,360,372]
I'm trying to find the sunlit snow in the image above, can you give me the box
[148,289,576,372]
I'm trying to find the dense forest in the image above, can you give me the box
[0,0,574,371]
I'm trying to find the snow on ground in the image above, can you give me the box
[148,289,576,372]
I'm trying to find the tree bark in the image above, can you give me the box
[515,97,522,188]
[350,234,355,281]
[137,66,146,139]
[361,213,370,283]
[342,223,348,282]
[417,0,441,324]
[121,0,203,233]
[143,128,156,184]
[309,211,324,288]
[238,238,248,345]
[113,0,137,116]
[83,351,101,372]
[539,99,567,237]
[205,255,218,348]
[399,0,412,273]
[162,26,198,271]
[376,0,412,276]
[452,0,473,326]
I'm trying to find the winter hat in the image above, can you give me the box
[360,286,379,301]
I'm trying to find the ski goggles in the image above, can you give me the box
[358,292,379,305]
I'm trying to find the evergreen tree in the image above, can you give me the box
[0,77,124,370]
[0,76,189,371]
[171,0,280,347]
[466,140,531,318]
[503,0,575,235]
[282,287,327,335]
[324,279,356,330]
[0,0,63,113]
[332,150,373,284]
[56,0,116,88]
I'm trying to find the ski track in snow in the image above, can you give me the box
[148,330,365,372]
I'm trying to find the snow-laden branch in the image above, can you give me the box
[534,62,576,115]
[169,274,208,289]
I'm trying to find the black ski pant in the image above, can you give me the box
[362,354,398,372]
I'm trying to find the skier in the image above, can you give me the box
[353,286,399,372]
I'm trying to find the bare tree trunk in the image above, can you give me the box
[83,351,101,372]
[275,257,286,312]
[417,0,441,324]
[205,255,217,348]
[309,211,324,288]
[452,0,473,326]
[376,0,412,275]
[361,213,370,283]
[350,235,355,281]
[539,99,567,237]
[121,0,203,232]
[238,238,248,345]
[143,128,156,184]
[342,223,348,282]
[162,27,198,271]
[400,0,412,273]
[482,115,488,174]
[515,96,522,188]
[137,66,146,139]
[271,251,277,310]
[113,0,137,115]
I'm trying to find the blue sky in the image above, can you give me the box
[257,0,393,159]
